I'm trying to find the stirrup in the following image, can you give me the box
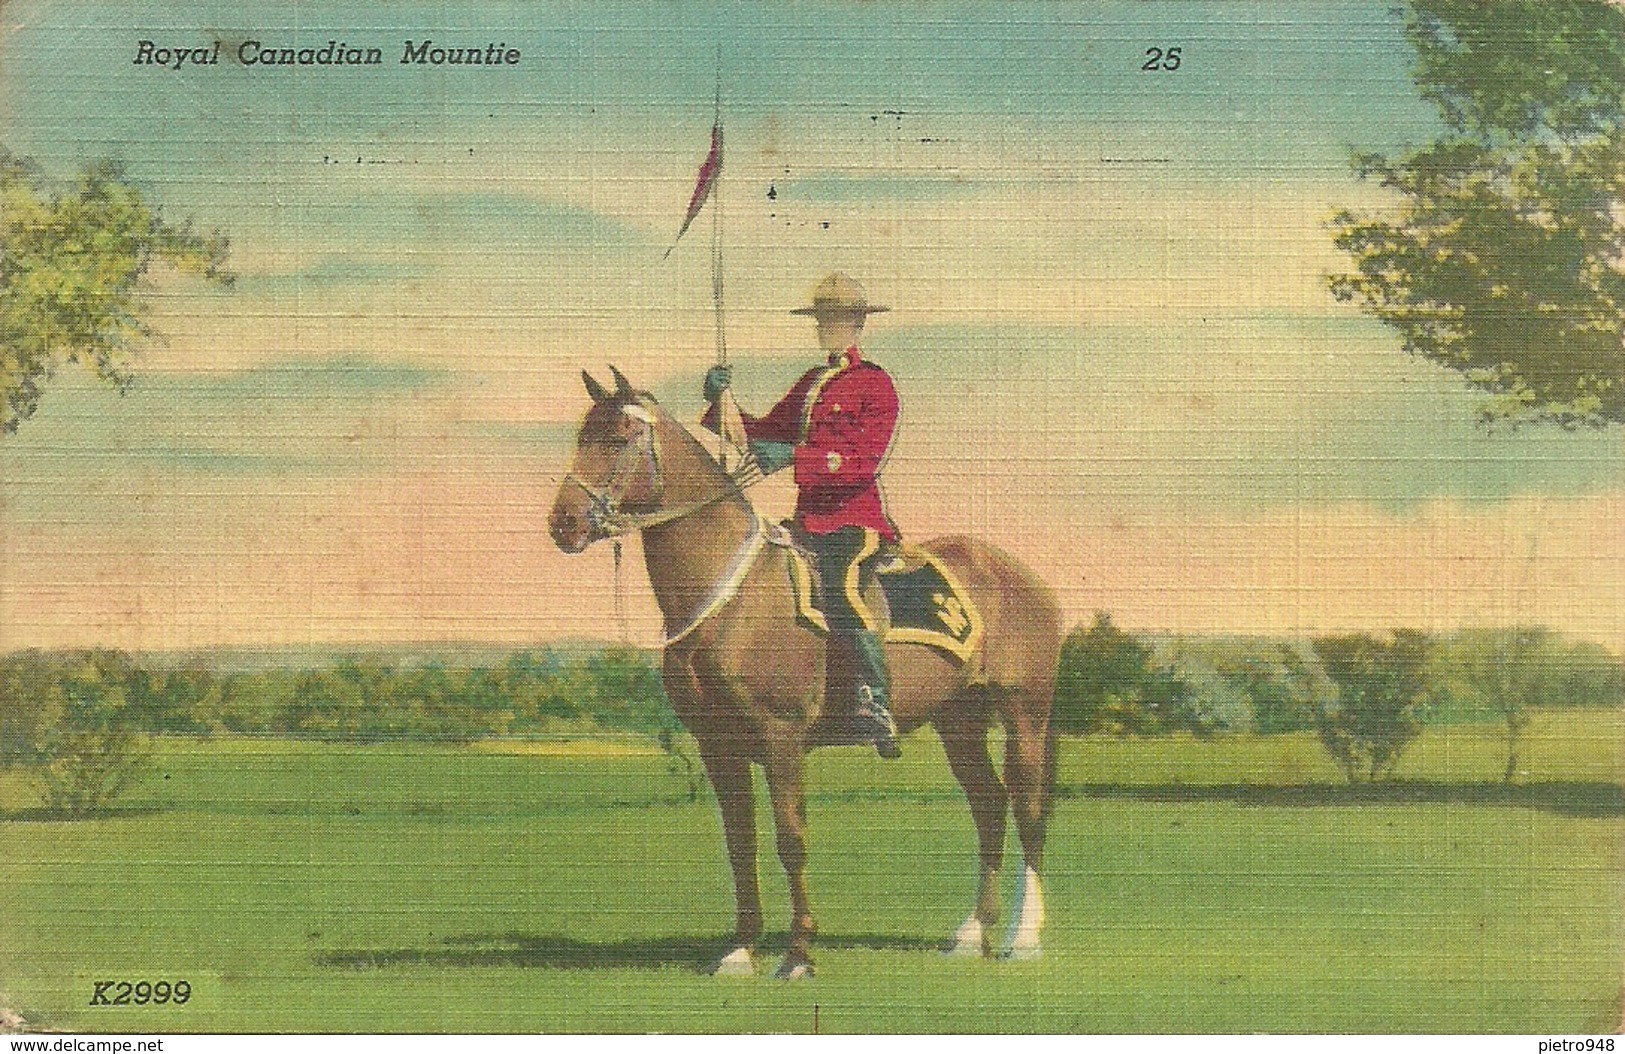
[857,685,901,760]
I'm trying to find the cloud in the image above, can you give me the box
[239,256,434,294]
[187,355,452,397]
[0,356,462,516]
[867,318,1625,514]
[451,420,579,450]
[778,172,982,203]
[207,186,651,265]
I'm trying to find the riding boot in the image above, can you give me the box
[850,629,900,759]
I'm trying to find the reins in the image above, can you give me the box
[559,464,755,536]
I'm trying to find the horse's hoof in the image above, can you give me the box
[942,916,988,957]
[775,958,815,980]
[710,947,755,976]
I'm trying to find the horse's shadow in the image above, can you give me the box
[316,930,939,972]
[1053,778,1625,818]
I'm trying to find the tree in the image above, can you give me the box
[1249,643,1336,735]
[1482,628,1547,783]
[1157,659,1248,739]
[1312,631,1433,782]
[1551,638,1625,709]
[1329,0,1625,427]
[1150,637,1335,736]
[34,651,153,816]
[1054,612,1157,735]
[1430,626,1606,783]
[0,152,231,432]
[0,649,64,767]
[126,665,209,735]
[583,646,668,734]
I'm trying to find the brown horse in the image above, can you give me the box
[548,368,1062,978]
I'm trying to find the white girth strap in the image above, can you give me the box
[664,512,768,647]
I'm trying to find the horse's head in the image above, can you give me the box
[549,366,665,553]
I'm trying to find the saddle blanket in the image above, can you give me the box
[770,529,984,662]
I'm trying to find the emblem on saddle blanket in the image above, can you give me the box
[779,539,985,662]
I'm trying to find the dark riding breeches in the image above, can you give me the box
[805,526,891,707]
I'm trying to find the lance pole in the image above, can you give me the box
[712,65,726,368]
[710,60,731,470]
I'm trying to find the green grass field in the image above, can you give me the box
[2,709,1620,1033]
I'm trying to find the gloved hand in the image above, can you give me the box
[749,440,794,475]
[702,364,732,404]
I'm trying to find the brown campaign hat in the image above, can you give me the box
[790,271,890,316]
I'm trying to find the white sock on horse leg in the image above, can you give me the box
[1002,865,1044,959]
[711,946,755,976]
[946,913,984,956]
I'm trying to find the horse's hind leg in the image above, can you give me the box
[934,704,1007,958]
[1000,692,1053,959]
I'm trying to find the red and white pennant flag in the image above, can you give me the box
[664,120,722,259]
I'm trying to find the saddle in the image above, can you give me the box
[765,525,984,663]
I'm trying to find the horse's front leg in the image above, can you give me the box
[698,740,761,975]
[763,735,816,979]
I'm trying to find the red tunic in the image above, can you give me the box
[704,347,899,541]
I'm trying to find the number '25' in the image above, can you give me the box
[1143,47,1182,71]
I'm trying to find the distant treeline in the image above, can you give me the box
[0,625,1620,812]
[0,646,670,757]
[1054,615,1623,740]
[1,624,1618,756]
[0,646,697,815]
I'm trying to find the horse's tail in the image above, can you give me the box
[1029,567,1063,829]
[920,531,1061,823]
[1041,694,1059,824]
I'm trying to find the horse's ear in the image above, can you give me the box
[582,369,610,403]
[609,364,633,396]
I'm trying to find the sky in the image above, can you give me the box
[0,0,1621,653]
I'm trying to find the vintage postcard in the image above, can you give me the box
[1,0,1621,1037]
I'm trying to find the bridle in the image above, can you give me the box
[559,408,666,539]
[560,401,768,646]
[561,403,760,540]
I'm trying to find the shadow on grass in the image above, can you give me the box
[316,930,939,972]
[0,805,166,823]
[1054,779,1624,818]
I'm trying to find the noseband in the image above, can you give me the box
[561,411,665,539]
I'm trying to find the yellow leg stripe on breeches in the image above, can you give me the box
[843,527,882,634]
